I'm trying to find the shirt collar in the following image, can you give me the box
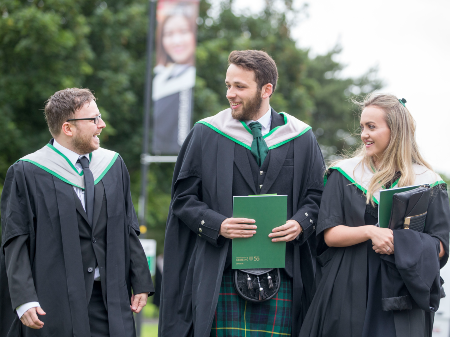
[53,139,90,166]
[246,106,272,131]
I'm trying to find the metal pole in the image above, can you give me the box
[137,0,157,336]
[139,0,157,237]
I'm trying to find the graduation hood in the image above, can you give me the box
[328,156,445,204]
[19,143,119,189]
[197,108,311,150]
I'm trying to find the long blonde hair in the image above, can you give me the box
[352,93,432,204]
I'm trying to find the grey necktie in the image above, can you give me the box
[78,156,94,225]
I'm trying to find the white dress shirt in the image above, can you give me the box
[16,140,99,319]
[245,106,272,136]
[244,107,301,239]
[53,140,89,210]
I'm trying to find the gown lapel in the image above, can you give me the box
[234,145,257,194]
[217,135,235,216]
[73,182,103,229]
[54,178,91,336]
[92,181,104,231]
[260,144,289,194]
[261,109,289,194]
[73,190,90,225]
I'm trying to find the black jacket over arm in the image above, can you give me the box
[380,183,450,314]
[159,112,325,337]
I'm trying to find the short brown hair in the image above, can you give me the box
[44,88,96,136]
[228,50,278,95]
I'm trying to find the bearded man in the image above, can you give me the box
[0,88,154,336]
[159,50,325,336]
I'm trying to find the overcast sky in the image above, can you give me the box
[218,0,450,176]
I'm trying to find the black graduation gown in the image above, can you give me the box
[158,116,325,337]
[300,170,450,337]
[0,156,154,337]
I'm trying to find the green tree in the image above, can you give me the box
[438,172,450,199]
[0,0,383,247]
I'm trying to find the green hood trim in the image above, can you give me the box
[20,158,85,189]
[46,143,92,176]
[431,180,447,189]
[327,166,381,204]
[197,109,311,150]
[268,126,311,150]
[19,145,119,190]
[326,157,445,205]
[239,113,288,140]
[94,153,119,184]
[197,121,252,150]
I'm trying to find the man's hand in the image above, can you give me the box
[20,307,46,329]
[219,218,256,239]
[269,220,302,242]
[130,293,148,313]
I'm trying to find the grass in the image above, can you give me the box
[141,323,158,337]
[139,298,159,337]
[142,302,159,318]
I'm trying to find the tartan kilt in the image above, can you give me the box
[210,268,292,337]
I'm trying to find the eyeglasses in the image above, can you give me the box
[67,114,102,125]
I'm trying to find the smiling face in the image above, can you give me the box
[70,100,105,154]
[225,64,266,121]
[360,105,391,166]
[162,15,195,65]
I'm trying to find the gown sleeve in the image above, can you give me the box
[129,230,154,296]
[170,125,227,247]
[172,176,227,247]
[119,156,155,294]
[4,235,38,310]
[1,163,38,310]
[120,156,140,233]
[290,136,325,244]
[424,184,450,268]
[315,171,347,256]
[316,170,346,236]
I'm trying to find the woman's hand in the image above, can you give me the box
[369,226,394,255]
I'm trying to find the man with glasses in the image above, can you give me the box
[0,88,154,336]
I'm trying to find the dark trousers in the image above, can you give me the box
[88,281,109,337]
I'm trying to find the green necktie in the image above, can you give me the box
[249,122,269,167]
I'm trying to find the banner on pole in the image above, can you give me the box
[152,0,199,155]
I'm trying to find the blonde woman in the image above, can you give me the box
[300,93,450,337]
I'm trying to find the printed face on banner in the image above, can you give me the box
[156,0,198,67]
[162,15,196,65]
[152,0,199,155]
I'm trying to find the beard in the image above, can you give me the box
[72,132,98,154]
[231,92,263,121]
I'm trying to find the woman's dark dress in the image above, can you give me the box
[362,203,396,336]
[300,170,450,337]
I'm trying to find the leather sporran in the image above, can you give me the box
[234,268,281,303]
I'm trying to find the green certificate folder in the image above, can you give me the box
[232,195,287,269]
[378,185,419,228]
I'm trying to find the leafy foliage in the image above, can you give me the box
[438,172,450,199]
[0,0,383,247]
